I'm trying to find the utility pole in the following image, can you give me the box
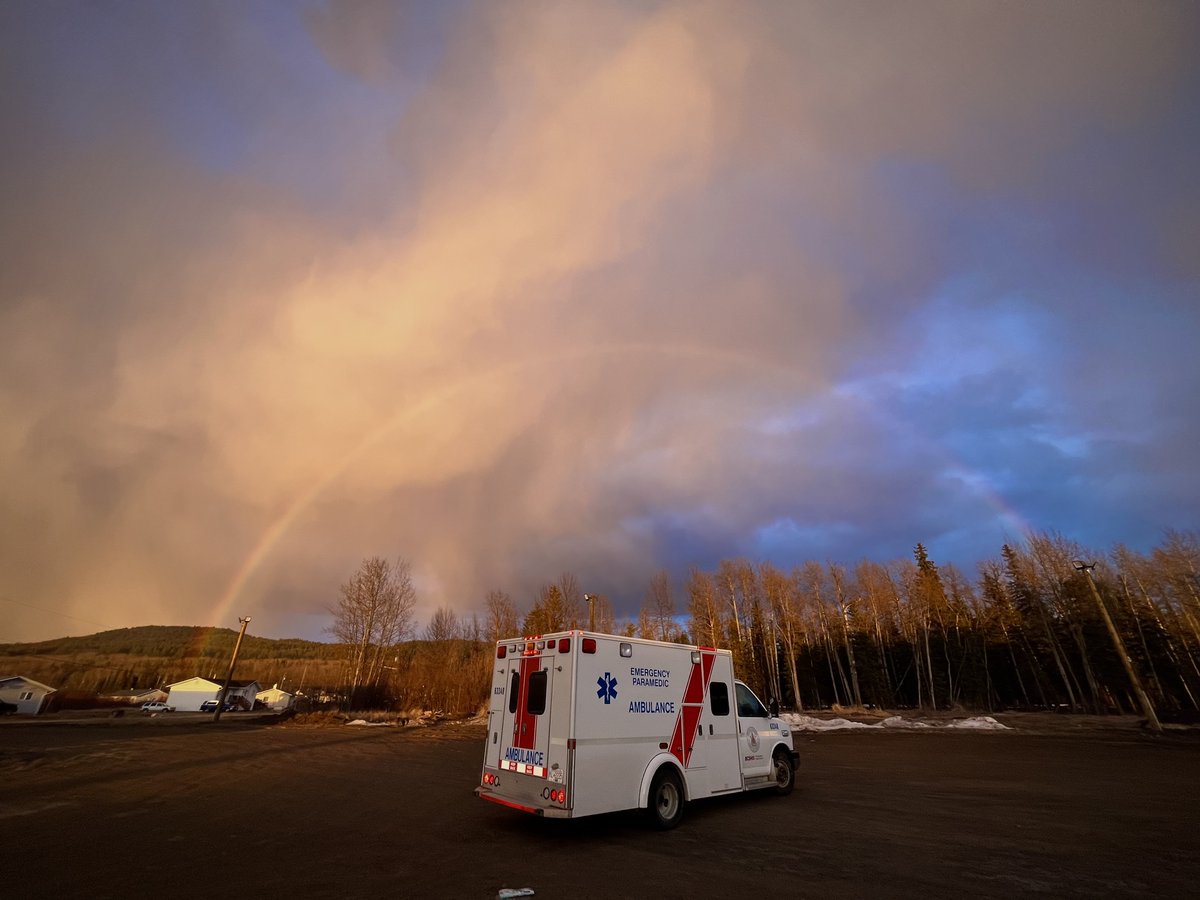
[584,594,595,632]
[213,616,251,723]
[1073,561,1162,733]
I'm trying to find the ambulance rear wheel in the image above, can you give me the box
[772,749,795,796]
[647,767,684,830]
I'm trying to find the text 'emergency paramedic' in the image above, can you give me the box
[630,667,671,687]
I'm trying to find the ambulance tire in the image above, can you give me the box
[646,767,685,830]
[772,749,795,796]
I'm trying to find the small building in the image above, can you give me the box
[104,687,168,705]
[132,687,169,705]
[166,677,262,711]
[0,675,57,714]
[256,683,295,710]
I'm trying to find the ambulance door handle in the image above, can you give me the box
[708,724,713,735]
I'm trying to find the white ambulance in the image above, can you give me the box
[476,631,798,828]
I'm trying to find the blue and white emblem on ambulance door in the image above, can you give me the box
[597,672,618,704]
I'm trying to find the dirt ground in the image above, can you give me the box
[2,713,1197,899]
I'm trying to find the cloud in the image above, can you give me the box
[1,1,1196,642]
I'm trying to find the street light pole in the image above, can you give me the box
[1073,561,1162,732]
[584,594,595,632]
[213,616,251,723]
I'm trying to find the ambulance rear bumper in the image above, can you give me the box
[476,787,572,818]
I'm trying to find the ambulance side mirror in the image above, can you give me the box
[769,698,780,717]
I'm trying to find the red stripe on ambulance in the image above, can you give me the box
[512,654,539,751]
[669,649,716,767]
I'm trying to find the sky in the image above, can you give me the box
[2,1,1197,644]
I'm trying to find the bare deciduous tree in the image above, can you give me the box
[425,606,460,641]
[484,589,519,642]
[328,556,417,705]
[647,569,676,641]
[687,566,722,649]
[637,605,656,640]
[558,572,584,629]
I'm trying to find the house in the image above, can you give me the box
[104,687,168,705]
[132,687,169,705]
[255,683,295,710]
[166,676,262,711]
[0,676,57,714]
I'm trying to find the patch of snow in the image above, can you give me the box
[784,713,1009,732]
[944,716,1009,730]
[785,714,880,731]
[881,716,930,729]
[346,719,395,727]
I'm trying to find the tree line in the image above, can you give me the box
[330,529,1199,720]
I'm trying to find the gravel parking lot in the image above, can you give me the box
[2,716,1196,899]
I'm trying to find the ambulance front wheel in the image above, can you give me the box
[772,749,795,796]
[646,767,684,830]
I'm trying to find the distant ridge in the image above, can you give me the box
[0,624,336,661]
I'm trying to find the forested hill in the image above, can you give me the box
[0,625,347,697]
[0,625,335,661]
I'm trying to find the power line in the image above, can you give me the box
[0,595,117,632]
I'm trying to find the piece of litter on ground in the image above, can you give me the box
[497,889,535,898]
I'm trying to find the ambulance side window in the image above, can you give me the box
[508,670,520,714]
[527,670,548,715]
[709,682,730,716]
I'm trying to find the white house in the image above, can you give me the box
[132,687,169,705]
[104,686,168,705]
[255,683,295,710]
[166,677,262,711]
[0,675,57,714]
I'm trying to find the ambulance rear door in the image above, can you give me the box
[495,638,566,785]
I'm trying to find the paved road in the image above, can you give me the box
[2,719,1196,898]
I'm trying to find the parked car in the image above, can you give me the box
[141,701,175,713]
[199,699,239,712]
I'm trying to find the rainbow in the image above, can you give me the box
[207,341,1032,626]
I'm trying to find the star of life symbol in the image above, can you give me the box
[596,671,618,704]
